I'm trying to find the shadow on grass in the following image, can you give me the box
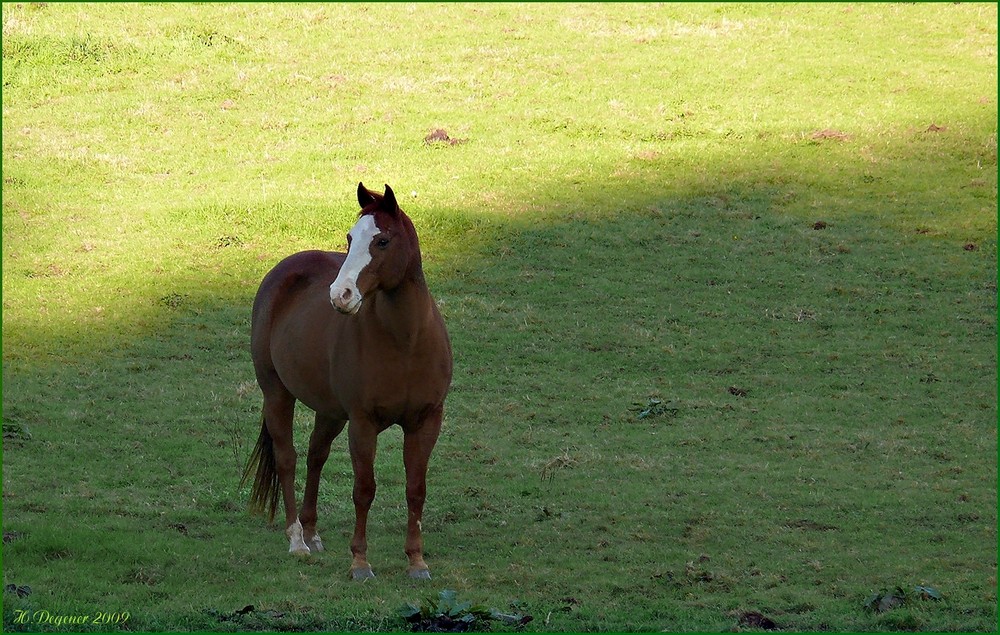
[4,121,995,508]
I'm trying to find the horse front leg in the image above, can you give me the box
[402,408,443,580]
[348,419,379,580]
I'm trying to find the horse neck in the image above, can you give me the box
[372,268,434,347]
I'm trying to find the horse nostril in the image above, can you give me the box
[341,289,352,302]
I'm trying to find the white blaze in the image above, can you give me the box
[330,215,378,315]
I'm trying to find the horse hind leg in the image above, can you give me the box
[299,413,347,553]
[259,382,308,555]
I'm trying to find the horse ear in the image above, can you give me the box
[382,184,398,215]
[358,182,377,209]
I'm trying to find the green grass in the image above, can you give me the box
[2,2,997,632]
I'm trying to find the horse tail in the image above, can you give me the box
[240,415,279,523]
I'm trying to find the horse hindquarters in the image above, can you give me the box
[248,251,341,555]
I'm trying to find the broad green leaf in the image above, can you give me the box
[915,585,943,600]
[399,603,422,620]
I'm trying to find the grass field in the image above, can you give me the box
[2,2,997,632]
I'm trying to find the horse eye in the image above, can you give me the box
[376,237,390,249]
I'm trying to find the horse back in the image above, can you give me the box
[252,250,343,332]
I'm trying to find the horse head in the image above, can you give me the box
[329,183,421,315]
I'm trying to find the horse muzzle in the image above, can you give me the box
[330,285,362,315]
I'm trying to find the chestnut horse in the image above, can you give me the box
[242,183,453,580]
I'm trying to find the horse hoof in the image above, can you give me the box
[286,520,310,556]
[351,567,375,581]
[307,537,325,552]
[408,568,432,581]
